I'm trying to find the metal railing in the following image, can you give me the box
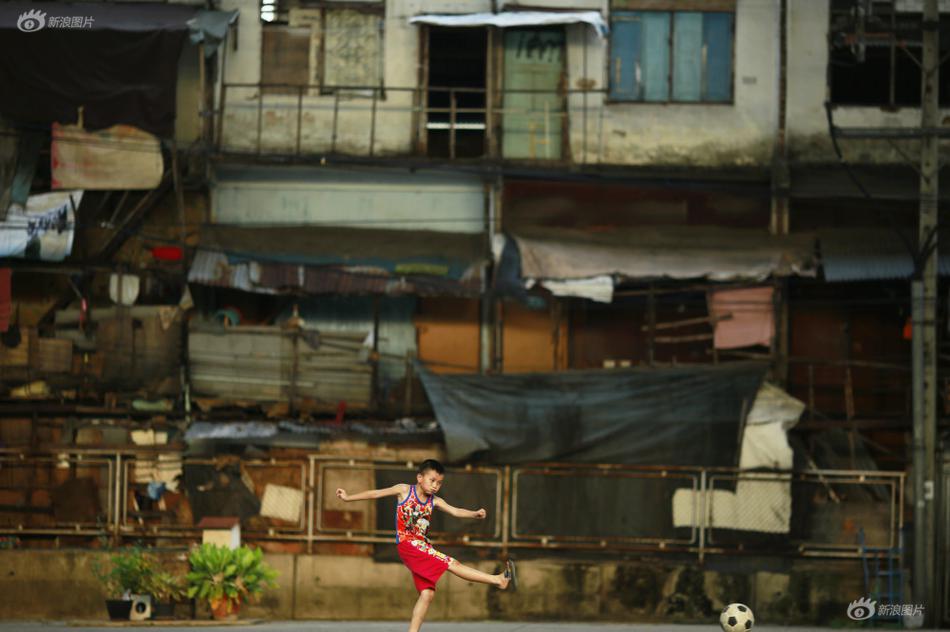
[0,450,904,561]
[216,83,609,162]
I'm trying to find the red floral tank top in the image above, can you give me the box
[396,485,433,543]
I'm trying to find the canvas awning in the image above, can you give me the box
[510,226,817,282]
[190,225,485,297]
[409,11,608,37]
[200,225,485,280]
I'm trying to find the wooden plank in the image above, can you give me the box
[611,0,735,10]
[654,333,714,344]
[261,25,312,95]
[641,313,730,332]
[31,338,72,373]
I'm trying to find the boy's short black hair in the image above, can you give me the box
[417,459,444,475]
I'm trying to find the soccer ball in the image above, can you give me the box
[720,603,754,632]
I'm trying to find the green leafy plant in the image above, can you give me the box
[185,544,278,611]
[147,570,186,603]
[92,547,158,599]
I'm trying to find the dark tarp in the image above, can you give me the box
[0,3,236,137]
[199,224,486,282]
[418,362,767,465]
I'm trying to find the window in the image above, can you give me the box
[609,11,734,103]
[261,0,276,22]
[259,2,384,94]
[829,0,950,107]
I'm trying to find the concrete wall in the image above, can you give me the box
[214,0,950,167]
[785,0,950,164]
[0,549,867,625]
[175,42,203,145]
[210,165,486,232]
[569,0,778,167]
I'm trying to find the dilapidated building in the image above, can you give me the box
[0,0,947,624]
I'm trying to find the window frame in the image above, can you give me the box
[827,1,950,108]
[606,9,736,105]
[259,0,386,98]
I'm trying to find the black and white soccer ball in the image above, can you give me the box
[720,603,754,632]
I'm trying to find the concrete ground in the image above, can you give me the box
[0,623,835,632]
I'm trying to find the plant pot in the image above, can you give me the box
[151,601,175,620]
[105,599,132,621]
[211,597,240,621]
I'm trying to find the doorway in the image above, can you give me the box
[502,27,566,160]
[425,27,488,159]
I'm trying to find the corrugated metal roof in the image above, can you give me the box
[819,229,950,282]
[188,250,269,293]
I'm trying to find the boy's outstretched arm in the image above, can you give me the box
[336,483,408,503]
[434,496,487,520]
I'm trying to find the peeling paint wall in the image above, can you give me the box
[567,0,778,167]
[786,0,950,163]
[218,0,781,164]
[216,0,949,167]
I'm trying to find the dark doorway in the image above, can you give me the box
[426,27,487,159]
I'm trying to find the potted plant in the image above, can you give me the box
[186,544,278,621]
[91,547,157,620]
[147,571,185,620]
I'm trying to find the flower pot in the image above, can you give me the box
[151,601,175,620]
[211,597,240,621]
[105,599,132,621]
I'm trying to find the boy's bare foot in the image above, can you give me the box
[503,559,518,592]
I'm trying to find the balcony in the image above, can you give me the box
[215,82,609,166]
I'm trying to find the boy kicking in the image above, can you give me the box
[336,458,516,632]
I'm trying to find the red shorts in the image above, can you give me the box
[397,539,454,592]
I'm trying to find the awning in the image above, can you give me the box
[0,3,237,136]
[510,226,817,282]
[188,249,481,298]
[819,228,950,282]
[409,11,608,37]
[200,225,485,281]
[190,225,485,297]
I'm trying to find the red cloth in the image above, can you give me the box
[397,540,451,592]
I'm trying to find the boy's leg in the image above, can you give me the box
[446,559,509,589]
[408,588,435,632]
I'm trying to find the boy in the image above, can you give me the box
[336,458,516,632]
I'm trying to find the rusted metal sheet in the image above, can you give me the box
[188,324,373,409]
